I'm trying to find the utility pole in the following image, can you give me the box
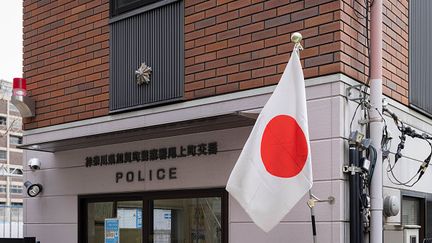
[369,0,383,242]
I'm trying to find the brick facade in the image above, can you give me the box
[23,0,110,129]
[184,0,342,99]
[23,0,410,129]
[383,0,408,104]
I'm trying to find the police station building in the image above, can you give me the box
[21,0,432,242]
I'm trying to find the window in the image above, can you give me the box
[0,117,6,126]
[0,185,23,194]
[0,84,12,98]
[427,200,432,239]
[80,189,227,243]
[402,196,421,225]
[10,135,22,145]
[111,0,161,16]
[0,151,6,160]
[409,0,432,115]
[402,195,427,242]
[10,185,22,194]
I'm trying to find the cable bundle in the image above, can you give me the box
[382,107,432,187]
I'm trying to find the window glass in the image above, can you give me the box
[10,135,22,145]
[403,197,421,225]
[427,200,432,238]
[117,201,143,243]
[0,151,6,160]
[10,185,23,194]
[117,0,142,8]
[0,117,6,126]
[153,197,222,243]
[87,202,115,243]
[82,190,226,243]
[112,0,160,16]
[87,201,143,243]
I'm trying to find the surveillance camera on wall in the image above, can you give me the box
[28,158,41,171]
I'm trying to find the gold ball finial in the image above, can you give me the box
[291,32,302,43]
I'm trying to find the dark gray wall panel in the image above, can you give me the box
[410,0,432,115]
[110,1,184,112]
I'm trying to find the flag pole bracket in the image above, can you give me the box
[307,193,335,208]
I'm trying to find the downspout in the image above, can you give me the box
[349,145,363,243]
[369,0,383,242]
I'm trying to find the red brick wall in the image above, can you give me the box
[339,0,409,104]
[23,0,110,129]
[184,0,343,99]
[23,0,410,130]
[382,0,408,104]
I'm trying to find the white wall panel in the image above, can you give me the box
[25,196,77,224]
[229,180,347,222]
[306,82,333,100]
[308,98,334,140]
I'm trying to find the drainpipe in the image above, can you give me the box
[369,0,383,242]
[349,145,362,243]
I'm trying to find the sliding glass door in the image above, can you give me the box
[79,189,227,243]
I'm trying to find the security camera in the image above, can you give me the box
[28,158,41,171]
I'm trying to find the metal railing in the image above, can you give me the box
[0,205,23,238]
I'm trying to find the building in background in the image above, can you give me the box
[0,80,23,238]
[20,0,432,243]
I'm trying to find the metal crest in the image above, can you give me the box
[135,63,152,85]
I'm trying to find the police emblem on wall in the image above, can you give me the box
[135,63,152,85]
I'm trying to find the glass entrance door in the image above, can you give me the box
[80,189,227,243]
[153,197,222,243]
[86,201,143,243]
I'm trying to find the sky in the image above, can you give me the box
[0,1,23,82]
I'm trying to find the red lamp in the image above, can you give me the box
[11,77,34,118]
[13,78,27,96]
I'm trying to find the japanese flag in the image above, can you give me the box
[226,50,313,232]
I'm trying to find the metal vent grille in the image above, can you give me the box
[110,1,184,112]
[409,0,432,115]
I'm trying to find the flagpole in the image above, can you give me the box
[308,191,318,243]
[291,32,317,243]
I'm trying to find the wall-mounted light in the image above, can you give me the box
[11,78,35,118]
[24,181,43,197]
[13,77,27,96]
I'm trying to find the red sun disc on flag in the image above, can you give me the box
[260,115,309,178]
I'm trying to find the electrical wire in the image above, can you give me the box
[367,145,377,186]
[350,101,364,132]
[381,107,432,187]
[351,0,375,95]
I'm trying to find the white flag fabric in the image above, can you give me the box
[226,50,313,232]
